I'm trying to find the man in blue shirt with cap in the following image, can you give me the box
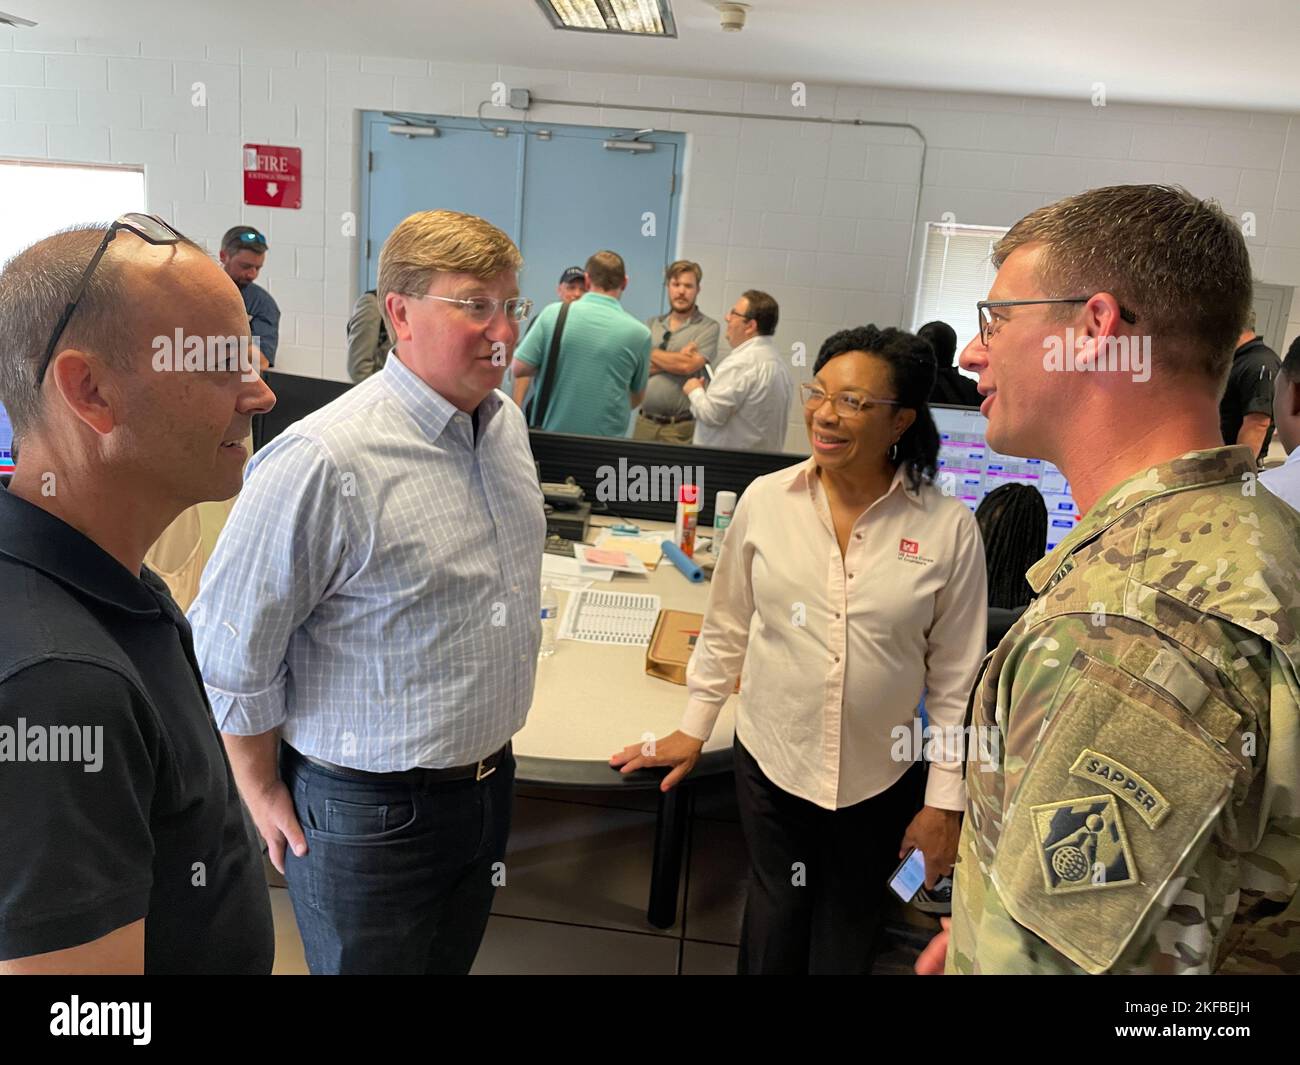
[220,224,279,369]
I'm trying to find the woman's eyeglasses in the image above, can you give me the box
[799,382,900,417]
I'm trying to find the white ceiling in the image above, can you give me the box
[16,0,1300,113]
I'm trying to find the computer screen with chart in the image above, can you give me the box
[932,404,1079,552]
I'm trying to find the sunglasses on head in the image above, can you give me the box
[39,213,188,386]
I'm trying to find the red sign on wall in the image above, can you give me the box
[243,144,302,209]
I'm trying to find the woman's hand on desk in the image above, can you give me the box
[610,730,704,791]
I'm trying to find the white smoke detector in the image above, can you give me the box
[718,3,748,32]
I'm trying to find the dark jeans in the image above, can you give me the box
[733,737,924,975]
[281,744,515,975]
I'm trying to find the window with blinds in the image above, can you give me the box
[909,222,1008,374]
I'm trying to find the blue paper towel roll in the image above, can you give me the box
[661,540,704,583]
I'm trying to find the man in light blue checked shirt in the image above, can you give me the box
[190,209,547,975]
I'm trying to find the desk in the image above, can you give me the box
[512,517,737,927]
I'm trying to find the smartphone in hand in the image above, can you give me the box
[888,847,954,914]
[888,847,928,902]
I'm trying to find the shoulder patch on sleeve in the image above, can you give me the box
[991,650,1240,973]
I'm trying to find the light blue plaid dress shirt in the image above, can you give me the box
[189,354,546,770]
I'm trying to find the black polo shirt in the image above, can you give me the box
[0,488,273,973]
[1220,336,1281,457]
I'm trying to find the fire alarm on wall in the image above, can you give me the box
[718,3,748,32]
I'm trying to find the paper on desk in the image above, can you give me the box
[542,554,615,582]
[594,530,663,569]
[557,587,662,645]
[540,574,593,593]
[574,544,647,575]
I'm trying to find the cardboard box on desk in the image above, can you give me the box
[645,609,740,692]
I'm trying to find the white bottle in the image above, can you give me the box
[539,584,558,658]
[713,491,737,551]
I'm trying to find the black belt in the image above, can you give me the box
[284,742,510,784]
[642,411,694,425]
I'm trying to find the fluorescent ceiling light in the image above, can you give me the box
[535,0,677,37]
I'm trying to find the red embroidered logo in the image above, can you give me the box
[899,538,919,555]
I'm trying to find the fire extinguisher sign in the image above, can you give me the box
[243,144,302,209]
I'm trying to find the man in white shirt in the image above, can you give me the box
[1260,337,1300,511]
[683,289,793,452]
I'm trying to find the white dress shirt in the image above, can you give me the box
[681,458,988,810]
[689,335,793,452]
[1260,446,1300,512]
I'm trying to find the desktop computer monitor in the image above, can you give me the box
[932,404,1079,552]
[0,402,13,477]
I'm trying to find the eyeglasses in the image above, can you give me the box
[408,293,533,323]
[40,213,188,385]
[725,308,754,321]
[235,230,265,246]
[800,382,900,417]
[977,297,1138,346]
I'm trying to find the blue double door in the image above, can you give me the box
[361,113,683,325]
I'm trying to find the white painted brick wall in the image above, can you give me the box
[1,39,1298,380]
[44,54,108,91]
[16,86,77,124]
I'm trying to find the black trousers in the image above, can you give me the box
[733,737,924,975]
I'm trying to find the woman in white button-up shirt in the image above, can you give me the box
[614,325,988,974]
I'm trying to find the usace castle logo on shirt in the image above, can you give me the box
[897,538,936,566]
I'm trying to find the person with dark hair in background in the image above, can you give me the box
[974,483,1048,649]
[684,289,791,452]
[613,325,988,974]
[919,321,981,408]
[1219,309,1281,465]
[1260,336,1300,511]
[219,225,279,370]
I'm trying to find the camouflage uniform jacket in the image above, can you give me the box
[948,446,1300,974]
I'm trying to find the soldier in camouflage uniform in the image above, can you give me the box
[929,184,1300,975]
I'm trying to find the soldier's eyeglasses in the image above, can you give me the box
[977,297,1138,346]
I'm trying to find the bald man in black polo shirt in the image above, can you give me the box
[0,218,276,973]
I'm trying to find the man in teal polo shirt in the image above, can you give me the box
[511,251,650,437]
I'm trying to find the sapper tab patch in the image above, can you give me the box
[1031,794,1138,894]
[1068,748,1171,829]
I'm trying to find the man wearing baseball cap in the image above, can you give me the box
[508,265,589,400]
[220,225,279,369]
[556,265,587,304]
